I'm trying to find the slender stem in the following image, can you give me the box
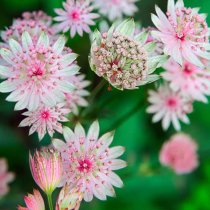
[107,97,146,132]
[88,79,107,102]
[47,193,53,210]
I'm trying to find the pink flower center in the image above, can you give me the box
[69,9,80,20]
[41,111,50,120]
[183,64,193,75]
[77,159,92,173]
[29,62,45,77]
[166,97,178,108]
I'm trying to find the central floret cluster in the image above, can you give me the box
[90,19,167,90]
[92,32,148,89]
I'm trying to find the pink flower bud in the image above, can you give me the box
[18,189,45,210]
[29,148,62,195]
[56,185,83,210]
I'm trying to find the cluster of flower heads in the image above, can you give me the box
[147,0,210,131]
[0,10,91,140]
[18,121,126,209]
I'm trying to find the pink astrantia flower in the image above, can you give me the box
[0,158,15,198]
[162,59,210,103]
[56,185,83,210]
[30,149,62,195]
[1,11,55,42]
[151,0,210,67]
[94,0,138,21]
[53,120,127,202]
[65,74,90,115]
[159,133,198,174]
[54,0,99,38]
[0,32,79,111]
[19,103,70,140]
[147,84,193,130]
[18,189,45,210]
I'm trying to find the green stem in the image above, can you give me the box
[47,193,53,210]
[107,98,146,132]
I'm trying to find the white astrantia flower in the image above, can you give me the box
[89,19,168,90]
[0,32,79,111]
[53,120,127,202]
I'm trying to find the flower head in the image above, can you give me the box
[19,103,70,140]
[29,149,62,195]
[56,185,83,210]
[162,59,210,103]
[90,19,167,90]
[147,84,193,130]
[1,11,55,42]
[0,32,79,111]
[0,158,15,198]
[53,120,127,202]
[152,0,210,67]
[65,74,90,115]
[159,133,198,174]
[93,0,138,21]
[18,189,45,210]
[54,0,99,37]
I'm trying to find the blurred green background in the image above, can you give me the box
[0,0,210,210]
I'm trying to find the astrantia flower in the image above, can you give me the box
[65,74,90,115]
[0,32,79,111]
[53,120,127,202]
[1,11,55,42]
[0,158,15,198]
[56,185,83,210]
[147,84,193,130]
[162,59,210,103]
[54,0,99,38]
[30,149,62,195]
[93,0,138,21]
[159,133,198,174]
[90,19,167,90]
[19,103,70,140]
[18,189,45,210]
[152,0,210,67]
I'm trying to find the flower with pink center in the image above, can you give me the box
[18,189,45,210]
[56,185,83,210]
[0,158,15,198]
[53,120,127,202]
[19,103,70,140]
[65,74,90,115]
[162,59,210,103]
[147,84,193,130]
[159,133,198,174]
[54,0,99,38]
[151,0,210,67]
[29,149,62,195]
[1,11,55,43]
[0,32,79,111]
[93,0,138,21]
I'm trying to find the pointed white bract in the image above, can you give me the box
[147,84,193,131]
[0,32,79,111]
[53,120,126,202]
[151,0,210,67]
[89,19,168,90]
[54,0,99,38]
[93,0,138,21]
[162,59,210,103]
[19,103,70,140]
